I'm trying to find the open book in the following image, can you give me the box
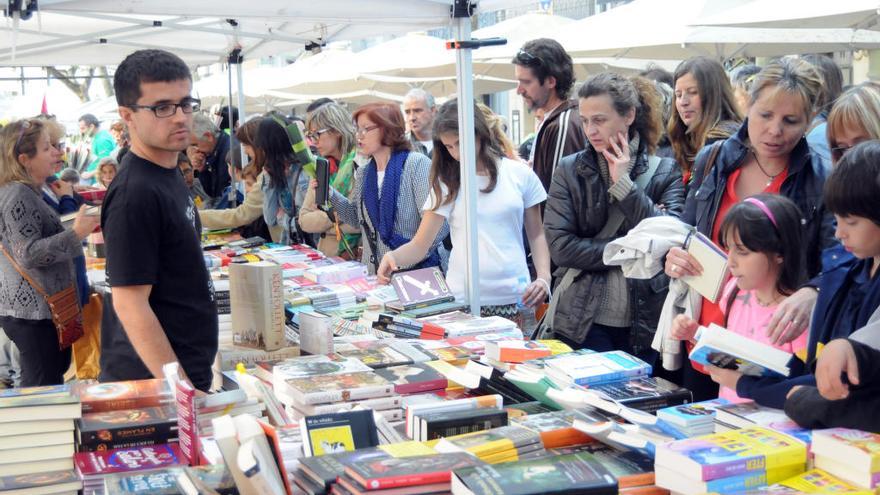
[682,230,728,303]
[689,323,792,378]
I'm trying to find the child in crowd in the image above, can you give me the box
[213,147,247,210]
[671,194,808,401]
[178,153,210,208]
[97,158,118,189]
[782,141,880,428]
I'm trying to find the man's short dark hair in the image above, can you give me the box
[511,38,575,100]
[306,98,335,114]
[639,65,674,88]
[79,113,99,128]
[114,49,192,107]
[825,140,880,226]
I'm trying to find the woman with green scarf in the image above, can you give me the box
[299,102,362,258]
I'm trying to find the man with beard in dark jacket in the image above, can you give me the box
[512,38,586,198]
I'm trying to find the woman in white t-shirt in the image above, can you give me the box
[377,99,551,319]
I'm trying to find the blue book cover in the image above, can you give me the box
[657,398,731,427]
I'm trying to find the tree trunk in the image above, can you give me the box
[97,66,114,97]
[44,66,95,103]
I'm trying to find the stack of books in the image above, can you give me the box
[334,340,435,369]
[303,260,368,284]
[75,444,186,495]
[405,395,504,441]
[656,398,730,437]
[544,443,660,493]
[509,409,595,449]
[450,451,618,495]
[271,355,401,421]
[654,426,808,494]
[713,401,812,445]
[434,425,544,464]
[587,376,692,413]
[812,428,880,491]
[76,404,178,452]
[543,350,653,388]
[484,340,552,364]
[0,385,80,476]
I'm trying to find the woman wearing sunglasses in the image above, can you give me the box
[327,102,448,274]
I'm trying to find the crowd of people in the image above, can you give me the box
[1,37,879,431]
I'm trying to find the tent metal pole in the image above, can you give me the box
[226,64,238,208]
[234,58,248,206]
[453,11,480,317]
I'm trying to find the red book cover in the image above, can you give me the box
[75,379,172,413]
[344,452,480,490]
[257,419,294,495]
[374,363,448,395]
[74,444,185,476]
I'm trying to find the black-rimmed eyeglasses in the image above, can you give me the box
[124,98,201,118]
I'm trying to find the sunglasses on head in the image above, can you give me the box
[515,49,543,67]
[13,120,32,155]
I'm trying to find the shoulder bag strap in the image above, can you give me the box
[0,242,50,299]
[533,153,664,339]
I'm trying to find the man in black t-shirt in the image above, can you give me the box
[99,49,217,391]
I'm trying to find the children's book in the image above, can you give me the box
[300,409,380,457]
[654,426,807,482]
[689,323,792,377]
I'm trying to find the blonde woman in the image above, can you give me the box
[299,102,361,257]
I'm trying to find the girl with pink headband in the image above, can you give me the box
[670,194,809,401]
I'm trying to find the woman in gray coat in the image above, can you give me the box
[0,119,99,385]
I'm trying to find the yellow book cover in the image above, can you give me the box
[308,425,355,456]
[378,441,437,458]
[780,469,873,494]
[538,339,573,355]
[481,450,519,464]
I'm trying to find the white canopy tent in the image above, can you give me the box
[556,0,880,61]
[695,0,880,30]
[3,0,526,314]
[254,39,516,100]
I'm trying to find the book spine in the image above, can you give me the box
[575,368,650,386]
[82,396,172,413]
[621,391,693,413]
[301,395,402,415]
[361,470,453,490]
[176,381,200,466]
[425,414,508,441]
[295,384,394,405]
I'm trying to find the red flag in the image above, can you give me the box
[40,94,48,114]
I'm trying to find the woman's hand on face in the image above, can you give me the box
[72,205,100,240]
[602,132,631,184]
[766,287,817,345]
[664,246,703,279]
[376,253,398,285]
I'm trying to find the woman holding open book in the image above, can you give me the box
[0,119,100,385]
[375,99,551,320]
[664,58,836,401]
[543,72,684,362]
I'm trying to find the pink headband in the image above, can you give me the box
[744,197,778,229]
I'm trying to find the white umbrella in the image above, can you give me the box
[696,0,880,30]
[194,67,287,114]
[557,0,880,60]
[472,12,576,61]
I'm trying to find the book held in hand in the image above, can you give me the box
[683,230,729,303]
[689,323,792,377]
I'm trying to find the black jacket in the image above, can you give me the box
[543,141,685,354]
[784,339,880,432]
[683,120,835,278]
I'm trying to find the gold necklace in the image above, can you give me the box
[751,150,785,187]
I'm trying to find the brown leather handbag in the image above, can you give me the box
[0,243,84,349]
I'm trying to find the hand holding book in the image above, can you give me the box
[665,246,704,278]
